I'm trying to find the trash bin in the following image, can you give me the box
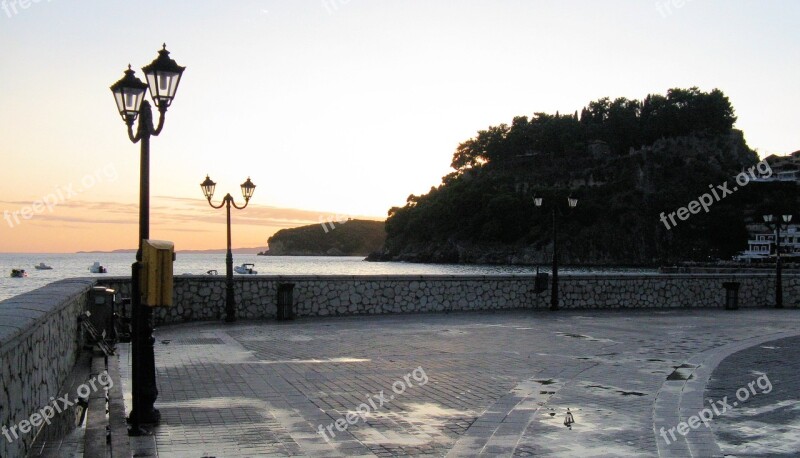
[723,282,740,310]
[87,286,116,341]
[534,273,550,294]
[277,283,295,321]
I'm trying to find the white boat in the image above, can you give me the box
[88,262,107,274]
[234,263,257,275]
[34,263,53,270]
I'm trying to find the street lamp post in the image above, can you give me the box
[201,176,256,322]
[763,214,793,309]
[534,195,578,311]
[110,45,185,429]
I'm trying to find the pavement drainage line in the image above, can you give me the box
[653,330,800,458]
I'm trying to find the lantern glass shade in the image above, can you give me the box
[568,196,578,208]
[763,214,774,223]
[110,66,148,123]
[783,214,793,223]
[200,175,216,200]
[533,196,543,207]
[241,178,256,201]
[142,44,185,109]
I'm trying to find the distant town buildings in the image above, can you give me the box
[751,150,800,183]
[736,224,800,262]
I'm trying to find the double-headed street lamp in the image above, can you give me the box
[110,44,185,428]
[201,176,256,323]
[763,213,793,309]
[534,195,578,311]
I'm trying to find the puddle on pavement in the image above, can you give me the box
[353,402,478,446]
[286,335,314,342]
[531,406,648,456]
[581,383,650,398]
[556,332,616,343]
[255,357,372,364]
[617,391,647,397]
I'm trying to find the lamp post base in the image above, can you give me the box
[128,262,160,429]
[128,408,161,427]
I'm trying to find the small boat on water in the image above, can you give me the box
[88,262,107,274]
[34,263,53,270]
[206,270,218,275]
[234,263,257,275]
[11,269,27,278]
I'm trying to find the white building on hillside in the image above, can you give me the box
[736,224,800,262]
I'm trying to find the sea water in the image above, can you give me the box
[0,253,654,302]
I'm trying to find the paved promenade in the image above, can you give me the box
[118,309,800,457]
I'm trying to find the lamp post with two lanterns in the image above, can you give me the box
[201,176,256,323]
[763,213,793,309]
[109,44,185,428]
[534,195,578,311]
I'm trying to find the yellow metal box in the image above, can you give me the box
[141,239,175,306]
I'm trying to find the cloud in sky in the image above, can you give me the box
[0,196,382,253]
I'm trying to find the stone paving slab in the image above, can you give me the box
[116,308,800,457]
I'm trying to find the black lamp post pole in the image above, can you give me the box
[550,208,559,311]
[128,101,164,427]
[776,222,783,309]
[225,197,235,322]
[763,214,793,309]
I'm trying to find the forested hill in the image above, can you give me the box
[370,87,776,265]
[263,220,386,256]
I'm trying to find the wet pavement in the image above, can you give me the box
[117,309,800,457]
[706,335,800,457]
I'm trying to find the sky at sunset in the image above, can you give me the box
[1,0,799,253]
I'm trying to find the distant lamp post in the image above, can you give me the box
[109,44,185,429]
[534,195,578,311]
[763,213,793,308]
[201,175,256,322]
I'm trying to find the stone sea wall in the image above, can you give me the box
[96,273,800,326]
[0,279,95,458]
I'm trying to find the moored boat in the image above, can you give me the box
[34,263,53,270]
[88,262,107,274]
[234,263,257,275]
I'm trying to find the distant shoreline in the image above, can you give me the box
[73,247,268,255]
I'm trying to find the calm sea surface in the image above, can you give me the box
[0,253,655,302]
